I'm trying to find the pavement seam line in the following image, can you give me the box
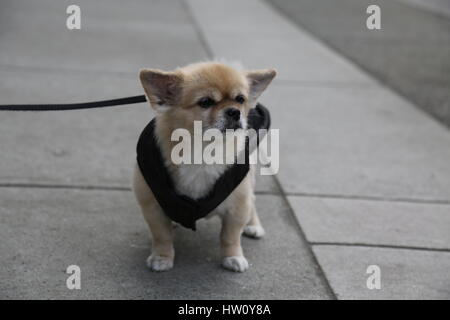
[285,192,450,205]
[311,242,450,253]
[2,63,380,89]
[2,183,449,205]
[0,183,131,192]
[0,64,139,78]
[273,176,338,299]
[180,0,215,59]
[0,183,282,195]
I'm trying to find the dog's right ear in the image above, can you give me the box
[139,69,182,110]
[245,69,277,102]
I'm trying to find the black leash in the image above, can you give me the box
[0,95,147,111]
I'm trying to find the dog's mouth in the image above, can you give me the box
[222,120,243,132]
[203,118,246,133]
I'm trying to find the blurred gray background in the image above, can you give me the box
[269,0,450,127]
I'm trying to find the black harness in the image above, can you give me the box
[136,103,271,230]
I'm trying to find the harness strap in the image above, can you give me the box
[136,103,271,230]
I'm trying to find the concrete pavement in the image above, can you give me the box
[1,0,449,299]
[1,188,330,299]
[269,0,450,127]
[0,0,332,300]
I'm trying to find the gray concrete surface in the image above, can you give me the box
[0,0,329,299]
[313,245,450,299]
[289,196,450,249]
[187,0,371,84]
[188,0,450,299]
[264,85,450,200]
[0,189,330,299]
[1,0,449,300]
[268,0,450,127]
[0,0,208,73]
[397,0,450,19]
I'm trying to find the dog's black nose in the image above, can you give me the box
[225,108,241,121]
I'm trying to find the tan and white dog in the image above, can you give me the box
[133,62,276,272]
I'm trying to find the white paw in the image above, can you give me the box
[222,256,249,272]
[146,254,173,272]
[243,225,265,239]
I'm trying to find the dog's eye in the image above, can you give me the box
[235,94,245,104]
[198,97,216,108]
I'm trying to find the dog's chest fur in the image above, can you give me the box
[160,130,246,201]
[171,163,230,200]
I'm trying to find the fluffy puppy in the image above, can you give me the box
[133,62,276,272]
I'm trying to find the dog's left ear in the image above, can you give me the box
[245,69,277,101]
[139,69,182,110]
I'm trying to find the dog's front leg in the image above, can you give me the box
[243,201,265,239]
[142,204,175,272]
[134,165,174,271]
[220,198,252,272]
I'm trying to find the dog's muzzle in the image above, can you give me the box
[224,107,243,130]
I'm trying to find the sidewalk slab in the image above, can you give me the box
[187,0,372,84]
[313,245,450,299]
[263,85,450,201]
[0,0,208,73]
[0,188,331,299]
[397,0,450,19]
[268,0,450,127]
[288,196,450,249]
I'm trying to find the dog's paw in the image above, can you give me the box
[222,256,249,272]
[243,225,265,239]
[146,255,173,272]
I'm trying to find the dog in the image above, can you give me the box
[133,62,276,272]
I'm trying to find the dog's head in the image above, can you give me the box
[139,62,276,133]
